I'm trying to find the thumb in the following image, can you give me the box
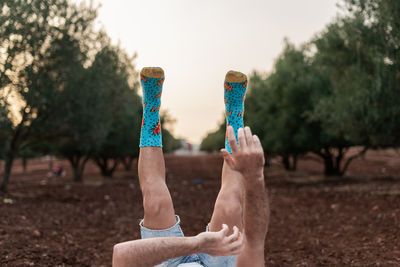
[220,224,229,236]
[221,149,235,168]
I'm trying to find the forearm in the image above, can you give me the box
[113,236,199,267]
[243,173,269,249]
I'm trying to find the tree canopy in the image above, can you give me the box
[0,0,180,191]
[201,0,400,176]
[1,0,98,190]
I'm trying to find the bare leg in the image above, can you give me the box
[138,147,176,229]
[210,70,247,233]
[209,160,244,233]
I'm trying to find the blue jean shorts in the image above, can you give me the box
[139,215,236,267]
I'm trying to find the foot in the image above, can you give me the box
[224,70,247,153]
[140,67,165,147]
[141,67,165,79]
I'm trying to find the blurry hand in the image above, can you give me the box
[221,126,265,181]
[196,224,244,256]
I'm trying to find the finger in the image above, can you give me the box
[221,149,235,167]
[228,232,245,255]
[231,231,244,248]
[253,134,262,150]
[227,126,238,153]
[234,234,245,253]
[237,230,244,245]
[244,126,254,147]
[227,226,239,242]
[220,224,229,236]
[237,128,247,150]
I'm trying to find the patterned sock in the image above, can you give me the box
[139,67,164,147]
[224,70,247,153]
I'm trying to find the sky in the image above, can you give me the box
[94,0,340,144]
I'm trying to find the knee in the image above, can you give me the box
[216,193,243,216]
[142,186,173,218]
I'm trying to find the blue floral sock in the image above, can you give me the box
[224,71,247,153]
[139,67,164,147]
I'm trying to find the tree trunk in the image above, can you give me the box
[341,147,368,175]
[315,147,368,177]
[49,156,54,171]
[106,159,119,177]
[68,155,89,182]
[323,156,341,176]
[1,124,24,192]
[282,154,297,171]
[264,153,271,167]
[95,158,119,177]
[291,154,298,171]
[282,154,290,170]
[22,157,27,174]
[313,148,342,176]
[322,148,343,176]
[72,164,83,182]
[122,157,134,171]
[1,151,16,192]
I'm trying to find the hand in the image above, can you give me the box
[221,126,265,180]
[196,224,244,256]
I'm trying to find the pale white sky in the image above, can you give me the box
[94,0,340,143]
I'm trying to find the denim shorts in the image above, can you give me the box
[139,215,236,267]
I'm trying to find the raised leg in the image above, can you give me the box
[138,67,176,230]
[209,70,248,233]
[139,147,176,229]
[209,161,244,233]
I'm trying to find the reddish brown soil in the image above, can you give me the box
[1,150,400,266]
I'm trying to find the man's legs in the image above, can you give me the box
[209,70,248,233]
[198,161,244,267]
[139,147,176,229]
[209,162,244,233]
[138,67,176,230]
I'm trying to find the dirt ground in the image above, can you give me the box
[0,150,400,266]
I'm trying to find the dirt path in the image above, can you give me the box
[0,152,399,266]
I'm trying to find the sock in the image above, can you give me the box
[224,70,247,153]
[139,67,164,147]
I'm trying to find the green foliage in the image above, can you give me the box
[0,0,99,190]
[89,45,142,177]
[200,116,225,152]
[160,112,182,153]
[201,0,399,176]
[49,42,115,181]
[247,44,322,155]
[35,38,143,180]
[0,0,181,187]
[312,0,400,148]
[245,42,355,173]
[0,0,97,90]
[0,0,182,185]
